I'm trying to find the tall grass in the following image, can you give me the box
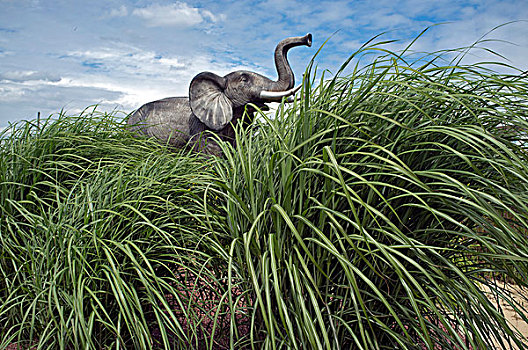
[208,40,528,349]
[1,34,528,349]
[0,110,233,349]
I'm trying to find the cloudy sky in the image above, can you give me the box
[1,0,527,127]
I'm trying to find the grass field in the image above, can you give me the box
[1,35,528,349]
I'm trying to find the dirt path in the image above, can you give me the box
[482,282,528,350]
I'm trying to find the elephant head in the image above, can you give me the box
[189,33,312,131]
[127,33,312,154]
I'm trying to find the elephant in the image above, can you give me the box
[127,33,312,155]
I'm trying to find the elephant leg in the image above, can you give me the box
[189,132,223,156]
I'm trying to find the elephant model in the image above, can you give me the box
[127,34,312,155]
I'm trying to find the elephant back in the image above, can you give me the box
[127,97,192,146]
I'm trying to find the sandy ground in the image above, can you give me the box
[482,282,528,350]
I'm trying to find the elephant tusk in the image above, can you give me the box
[291,83,302,94]
[259,84,302,102]
[286,95,297,103]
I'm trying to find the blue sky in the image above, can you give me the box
[1,0,527,127]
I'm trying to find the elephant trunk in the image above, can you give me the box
[271,33,312,92]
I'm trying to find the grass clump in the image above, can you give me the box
[0,111,233,349]
[209,39,528,349]
[1,33,528,349]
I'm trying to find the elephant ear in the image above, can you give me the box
[189,72,233,130]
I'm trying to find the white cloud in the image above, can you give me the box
[54,43,266,113]
[132,2,217,28]
[0,84,30,101]
[108,5,128,18]
[66,45,203,78]
[0,70,61,82]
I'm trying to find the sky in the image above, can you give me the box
[1,0,528,128]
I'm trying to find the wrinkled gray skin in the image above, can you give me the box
[127,34,312,155]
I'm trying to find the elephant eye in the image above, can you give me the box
[240,74,248,82]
